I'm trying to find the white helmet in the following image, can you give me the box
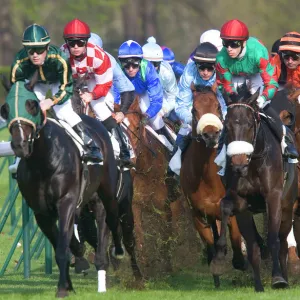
[200,29,223,52]
[89,32,103,48]
[142,36,163,62]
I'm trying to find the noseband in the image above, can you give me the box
[227,103,260,162]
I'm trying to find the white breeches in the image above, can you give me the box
[33,83,81,127]
[139,93,165,130]
[0,142,14,157]
[231,73,264,95]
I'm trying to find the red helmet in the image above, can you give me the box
[63,19,91,40]
[220,19,249,41]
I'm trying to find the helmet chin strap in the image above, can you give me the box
[237,41,247,59]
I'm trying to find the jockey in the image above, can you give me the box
[88,33,135,121]
[118,40,175,146]
[61,19,132,166]
[169,42,225,176]
[216,19,298,159]
[162,46,185,81]
[175,42,227,150]
[271,32,300,89]
[142,37,179,124]
[187,29,223,64]
[10,23,102,168]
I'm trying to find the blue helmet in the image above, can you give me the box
[118,40,143,58]
[162,47,175,64]
[89,32,103,48]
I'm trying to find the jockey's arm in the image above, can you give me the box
[10,51,27,84]
[145,64,163,119]
[161,63,179,115]
[174,64,194,125]
[51,54,73,105]
[91,52,113,99]
[216,60,236,96]
[257,49,279,101]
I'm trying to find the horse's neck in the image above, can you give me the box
[191,139,217,175]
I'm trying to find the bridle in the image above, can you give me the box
[226,102,260,163]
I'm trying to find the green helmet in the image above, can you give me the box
[22,24,51,48]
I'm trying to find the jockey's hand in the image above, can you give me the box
[256,96,267,109]
[40,98,54,111]
[141,113,150,125]
[80,92,93,104]
[113,112,125,124]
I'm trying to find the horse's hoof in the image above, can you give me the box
[232,256,248,271]
[74,257,90,274]
[111,246,125,260]
[56,290,68,298]
[213,275,220,288]
[210,257,227,276]
[255,285,264,292]
[272,276,288,289]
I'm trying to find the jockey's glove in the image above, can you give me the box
[256,96,268,109]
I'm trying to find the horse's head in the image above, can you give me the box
[191,83,223,148]
[224,82,260,176]
[0,81,43,158]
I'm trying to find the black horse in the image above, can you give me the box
[0,80,125,297]
[210,84,298,292]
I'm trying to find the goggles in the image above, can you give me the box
[27,47,48,55]
[121,58,141,69]
[66,39,87,48]
[282,52,300,61]
[196,63,215,71]
[222,40,242,49]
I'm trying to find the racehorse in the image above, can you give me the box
[69,75,142,282]
[180,84,247,288]
[120,97,192,276]
[0,78,124,297]
[211,83,297,292]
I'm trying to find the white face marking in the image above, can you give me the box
[17,120,24,142]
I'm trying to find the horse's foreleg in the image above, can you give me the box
[211,194,234,276]
[93,200,110,293]
[194,216,220,288]
[236,211,264,292]
[98,188,124,259]
[119,195,143,281]
[266,191,288,289]
[56,199,76,297]
[227,216,247,271]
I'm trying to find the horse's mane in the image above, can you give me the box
[193,85,215,93]
[235,82,252,102]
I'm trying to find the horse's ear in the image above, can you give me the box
[190,82,196,93]
[223,92,232,105]
[0,74,11,92]
[25,100,40,116]
[248,88,260,107]
[25,70,39,91]
[211,82,218,94]
[0,103,9,120]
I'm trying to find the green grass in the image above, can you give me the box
[1,129,300,299]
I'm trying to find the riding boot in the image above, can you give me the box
[263,104,298,159]
[72,122,103,163]
[156,126,176,147]
[111,126,133,167]
[176,134,190,152]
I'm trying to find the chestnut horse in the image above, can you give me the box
[121,97,195,276]
[180,84,247,288]
[212,84,297,292]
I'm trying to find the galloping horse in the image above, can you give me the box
[120,97,194,276]
[0,79,124,297]
[180,84,247,288]
[211,84,297,292]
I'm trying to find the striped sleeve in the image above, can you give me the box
[91,49,113,99]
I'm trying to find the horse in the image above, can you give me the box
[68,75,142,282]
[180,84,247,288]
[121,97,197,276]
[0,79,125,297]
[211,83,298,292]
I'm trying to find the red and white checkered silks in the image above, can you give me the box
[61,42,114,121]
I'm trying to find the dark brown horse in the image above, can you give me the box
[180,84,247,288]
[0,80,124,297]
[211,84,297,292]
